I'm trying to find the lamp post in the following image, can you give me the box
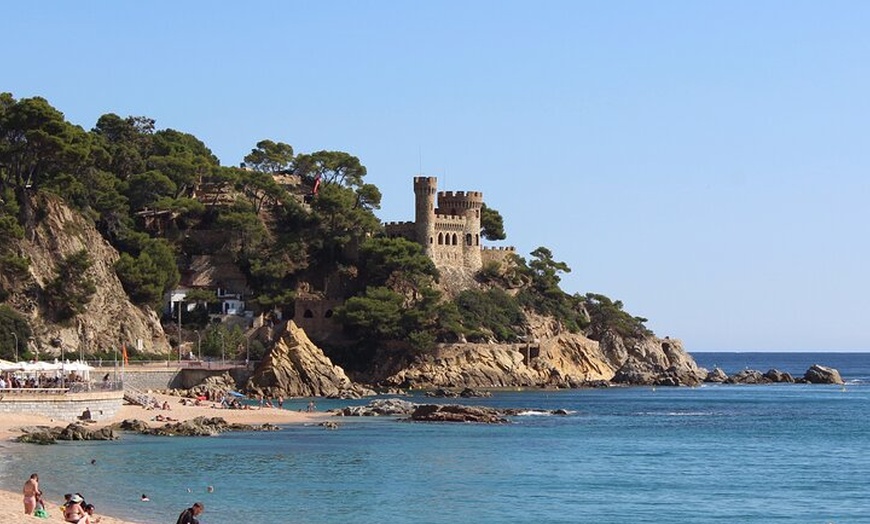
[245,336,250,366]
[196,331,202,361]
[177,299,183,362]
[11,332,18,362]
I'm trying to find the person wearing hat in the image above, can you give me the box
[64,493,89,523]
[175,501,204,524]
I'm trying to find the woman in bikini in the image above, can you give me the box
[22,473,39,515]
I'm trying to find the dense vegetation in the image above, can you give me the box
[0,93,652,362]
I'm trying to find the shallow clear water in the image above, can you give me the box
[1,352,868,524]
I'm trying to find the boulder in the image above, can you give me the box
[763,369,795,383]
[803,365,844,385]
[726,369,767,384]
[704,368,728,383]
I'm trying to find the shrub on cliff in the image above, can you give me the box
[44,249,96,322]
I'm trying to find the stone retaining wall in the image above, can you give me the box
[121,369,180,390]
[0,390,124,422]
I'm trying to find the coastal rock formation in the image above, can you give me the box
[409,404,509,424]
[336,398,574,421]
[725,369,767,384]
[705,366,838,385]
[705,368,728,383]
[335,398,417,417]
[246,321,375,398]
[375,326,705,388]
[1,193,169,357]
[763,369,795,383]
[15,423,118,444]
[174,372,238,400]
[803,365,844,385]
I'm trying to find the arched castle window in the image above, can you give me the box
[475,234,479,246]
[452,233,458,245]
[303,309,314,318]
[324,309,333,318]
[438,232,444,245]
[465,233,472,246]
[429,236,433,244]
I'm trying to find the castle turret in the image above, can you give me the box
[436,190,484,270]
[413,176,437,257]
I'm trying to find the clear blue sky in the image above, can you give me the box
[3,1,869,351]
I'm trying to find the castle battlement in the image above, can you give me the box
[432,214,466,223]
[481,246,516,252]
[438,191,483,199]
[384,220,415,228]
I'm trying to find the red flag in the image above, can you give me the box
[122,343,129,366]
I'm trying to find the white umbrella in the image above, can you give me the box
[23,361,62,372]
[63,361,95,372]
[0,360,25,372]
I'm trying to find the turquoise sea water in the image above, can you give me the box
[1,352,868,524]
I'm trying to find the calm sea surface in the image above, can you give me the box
[1,352,868,524]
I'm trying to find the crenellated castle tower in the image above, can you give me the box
[386,176,512,272]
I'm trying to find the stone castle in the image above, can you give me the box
[384,176,514,271]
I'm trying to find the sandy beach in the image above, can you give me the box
[0,391,331,523]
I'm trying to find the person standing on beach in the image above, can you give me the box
[175,501,204,524]
[23,473,39,514]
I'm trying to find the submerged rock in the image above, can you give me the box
[409,404,508,424]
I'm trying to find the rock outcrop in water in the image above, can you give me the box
[703,365,843,385]
[802,364,844,385]
[15,423,118,444]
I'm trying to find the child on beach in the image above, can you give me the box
[33,492,48,518]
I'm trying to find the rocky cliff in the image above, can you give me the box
[2,193,169,358]
[375,332,703,389]
[246,320,374,398]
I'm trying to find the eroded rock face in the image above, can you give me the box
[246,321,375,398]
[803,365,844,385]
[2,193,169,357]
[378,328,705,388]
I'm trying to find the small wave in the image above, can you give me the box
[514,410,576,416]
[635,411,718,417]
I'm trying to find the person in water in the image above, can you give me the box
[175,501,204,524]
[22,473,39,515]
